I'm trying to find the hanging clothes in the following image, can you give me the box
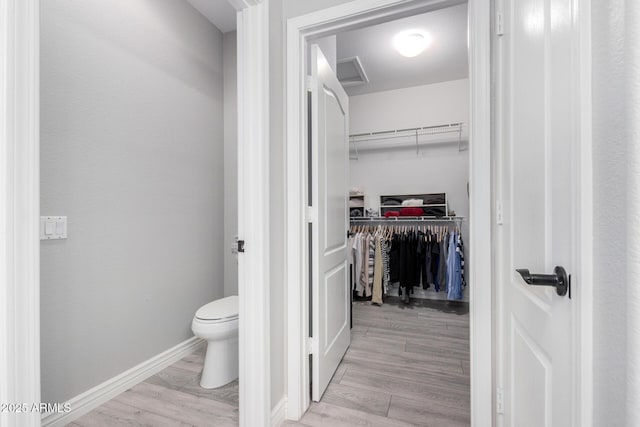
[359,233,370,296]
[381,237,391,294]
[372,236,384,305]
[367,233,375,296]
[353,233,365,296]
[438,231,448,293]
[416,233,429,289]
[348,222,466,303]
[430,236,441,292]
[458,232,466,289]
[446,231,465,300]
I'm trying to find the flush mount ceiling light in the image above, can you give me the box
[393,29,432,58]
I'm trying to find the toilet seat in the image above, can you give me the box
[193,315,237,325]
[195,295,238,322]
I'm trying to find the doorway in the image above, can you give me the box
[284,0,492,423]
[307,3,471,425]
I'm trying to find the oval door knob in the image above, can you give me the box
[515,266,569,296]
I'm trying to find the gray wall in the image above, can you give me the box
[40,0,225,403]
[223,31,238,297]
[592,0,640,425]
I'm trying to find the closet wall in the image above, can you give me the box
[349,78,470,245]
[40,0,225,404]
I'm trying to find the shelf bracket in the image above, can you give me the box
[350,139,359,161]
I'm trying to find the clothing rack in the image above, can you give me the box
[350,216,465,224]
[349,217,465,236]
[348,217,466,303]
[349,123,466,159]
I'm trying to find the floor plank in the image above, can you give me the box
[340,368,469,408]
[387,395,470,427]
[143,365,199,391]
[178,377,240,407]
[112,382,238,427]
[73,399,192,427]
[344,347,464,375]
[349,334,408,355]
[320,382,392,417]
[339,355,469,389]
[405,340,470,360]
[299,401,418,427]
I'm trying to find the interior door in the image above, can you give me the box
[496,0,578,425]
[309,45,350,401]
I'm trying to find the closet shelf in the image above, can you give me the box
[380,193,449,217]
[380,204,447,208]
[349,122,466,159]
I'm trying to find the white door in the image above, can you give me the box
[496,0,578,425]
[309,45,350,401]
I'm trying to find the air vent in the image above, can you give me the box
[336,56,369,87]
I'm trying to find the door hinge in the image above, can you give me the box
[306,206,316,223]
[306,75,315,91]
[236,239,245,253]
[496,200,504,225]
[496,387,505,414]
[307,337,319,355]
[496,11,505,36]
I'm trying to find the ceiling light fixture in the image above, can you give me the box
[393,29,432,58]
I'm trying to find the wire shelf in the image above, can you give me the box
[349,123,466,159]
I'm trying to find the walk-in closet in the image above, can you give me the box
[299,3,472,425]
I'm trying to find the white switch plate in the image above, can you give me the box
[40,216,67,240]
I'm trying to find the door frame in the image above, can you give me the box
[283,0,593,424]
[1,0,41,426]
[0,0,272,426]
[233,1,272,426]
[285,0,492,422]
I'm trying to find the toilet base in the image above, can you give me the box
[200,337,239,389]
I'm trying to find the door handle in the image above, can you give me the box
[515,266,569,296]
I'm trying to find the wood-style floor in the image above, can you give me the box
[71,298,469,427]
[69,346,239,426]
[287,298,470,427]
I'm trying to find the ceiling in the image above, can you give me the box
[187,0,237,33]
[336,3,469,96]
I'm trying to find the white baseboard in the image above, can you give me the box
[271,396,288,427]
[41,337,205,427]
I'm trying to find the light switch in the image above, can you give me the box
[40,216,68,240]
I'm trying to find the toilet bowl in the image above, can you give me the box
[191,295,238,389]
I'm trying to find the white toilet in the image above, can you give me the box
[191,295,239,389]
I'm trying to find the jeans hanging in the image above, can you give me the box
[447,232,463,300]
